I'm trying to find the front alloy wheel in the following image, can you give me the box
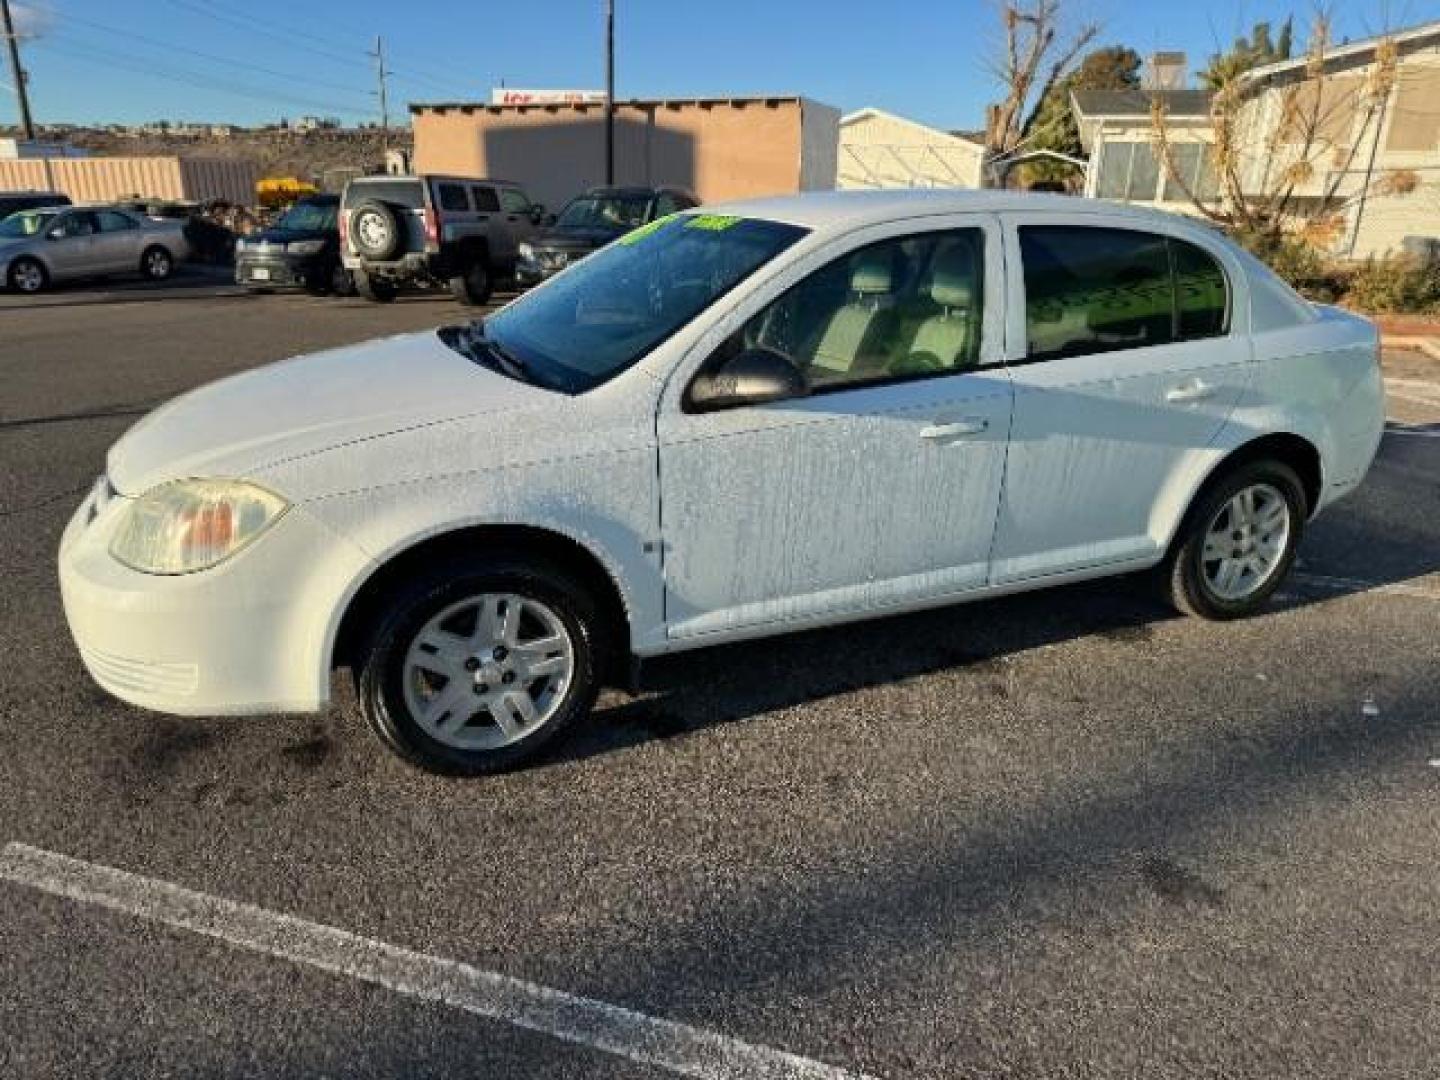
[358,558,600,774]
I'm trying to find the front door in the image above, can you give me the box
[657,217,1013,642]
[990,216,1252,583]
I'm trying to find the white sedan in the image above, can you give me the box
[59,191,1385,774]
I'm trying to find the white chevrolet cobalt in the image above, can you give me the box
[60,192,1384,774]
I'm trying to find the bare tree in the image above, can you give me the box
[1150,11,1405,248]
[984,0,1099,171]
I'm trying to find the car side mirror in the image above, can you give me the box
[46,228,64,241]
[688,348,808,413]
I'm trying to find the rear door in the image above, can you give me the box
[990,214,1251,583]
[94,210,143,271]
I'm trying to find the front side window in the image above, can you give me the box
[724,229,986,393]
[471,186,501,212]
[1020,226,1229,361]
[275,200,337,232]
[97,210,139,232]
[57,212,98,238]
[479,214,807,393]
[500,188,531,213]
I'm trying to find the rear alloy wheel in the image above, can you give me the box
[7,256,48,293]
[357,558,600,775]
[449,260,492,306]
[1162,460,1305,619]
[141,245,174,281]
[354,269,397,303]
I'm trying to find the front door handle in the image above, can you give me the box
[1166,380,1216,404]
[921,417,989,440]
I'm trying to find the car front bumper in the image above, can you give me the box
[235,253,327,288]
[58,480,373,717]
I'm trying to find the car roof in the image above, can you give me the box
[582,186,671,199]
[701,189,1209,233]
[352,174,520,188]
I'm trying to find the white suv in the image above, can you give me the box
[59,192,1384,774]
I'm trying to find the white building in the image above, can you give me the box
[838,108,985,190]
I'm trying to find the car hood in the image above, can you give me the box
[244,226,334,246]
[531,227,620,251]
[108,329,554,495]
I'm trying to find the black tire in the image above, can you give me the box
[140,245,174,281]
[1160,459,1306,620]
[7,256,49,294]
[356,556,601,776]
[348,200,402,260]
[354,268,397,303]
[448,258,493,306]
[330,264,356,297]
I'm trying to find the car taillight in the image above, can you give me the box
[339,209,352,250]
[423,208,439,249]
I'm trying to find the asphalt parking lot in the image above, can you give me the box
[1,278,1438,1079]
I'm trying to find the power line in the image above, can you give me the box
[35,38,374,119]
[53,12,369,98]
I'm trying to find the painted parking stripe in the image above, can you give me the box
[0,842,873,1080]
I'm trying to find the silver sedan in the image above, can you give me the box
[0,205,190,293]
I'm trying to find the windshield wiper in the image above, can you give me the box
[461,320,547,389]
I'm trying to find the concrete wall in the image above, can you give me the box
[412,98,832,211]
[0,156,256,204]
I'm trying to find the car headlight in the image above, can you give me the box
[109,479,288,575]
[287,239,325,255]
[518,242,535,261]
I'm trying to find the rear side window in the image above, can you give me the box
[97,210,138,232]
[471,186,500,212]
[1020,226,1229,362]
[344,181,423,210]
[437,183,470,211]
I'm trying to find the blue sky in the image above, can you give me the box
[6,0,1439,131]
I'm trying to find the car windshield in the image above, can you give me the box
[277,201,338,232]
[476,214,807,393]
[0,209,57,239]
[555,195,653,233]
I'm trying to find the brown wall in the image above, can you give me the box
[413,100,809,211]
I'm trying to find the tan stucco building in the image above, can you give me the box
[410,96,839,212]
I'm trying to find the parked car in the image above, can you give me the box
[1,205,188,293]
[235,194,352,295]
[516,185,698,286]
[340,174,544,305]
[59,191,1384,775]
[0,190,71,221]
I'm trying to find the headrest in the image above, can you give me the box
[930,243,978,309]
[849,249,893,295]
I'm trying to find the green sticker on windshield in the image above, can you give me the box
[619,215,672,246]
[684,214,740,232]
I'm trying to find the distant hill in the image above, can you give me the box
[3,126,414,187]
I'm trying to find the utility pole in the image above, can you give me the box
[1,0,36,141]
[604,0,614,184]
[370,34,390,152]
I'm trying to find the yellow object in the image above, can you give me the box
[256,177,319,209]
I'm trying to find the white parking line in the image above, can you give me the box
[0,842,872,1080]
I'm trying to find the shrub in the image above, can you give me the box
[1229,227,1345,301]
[1343,255,1440,316]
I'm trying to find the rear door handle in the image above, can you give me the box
[1166,380,1216,403]
[921,417,989,440]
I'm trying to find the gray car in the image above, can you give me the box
[0,205,190,294]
